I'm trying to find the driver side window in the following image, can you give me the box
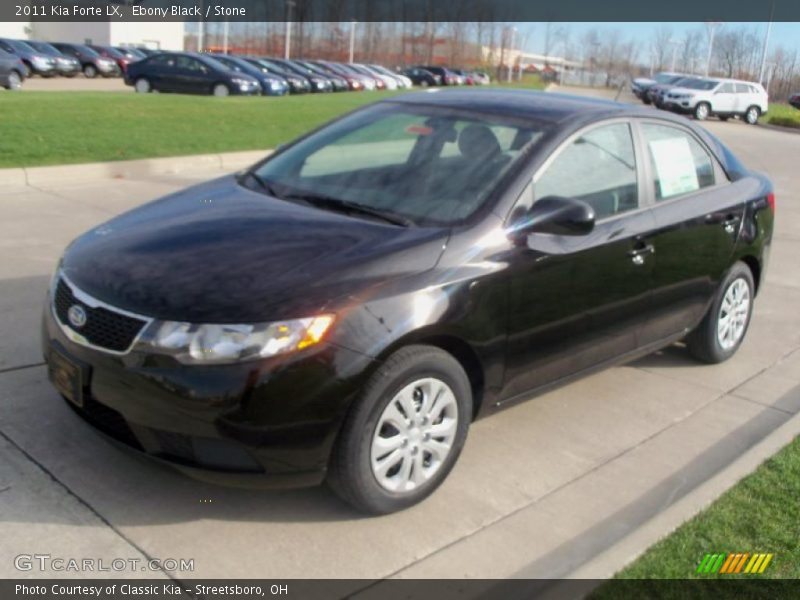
[534,122,638,220]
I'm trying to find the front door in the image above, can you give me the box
[635,120,746,344]
[501,121,657,400]
[712,82,737,114]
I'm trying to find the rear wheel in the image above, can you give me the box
[212,83,230,97]
[134,78,151,93]
[327,345,472,514]
[744,106,760,125]
[687,262,754,364]
[694,102,710,121]
[83,64,97,78]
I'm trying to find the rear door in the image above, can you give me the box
[501,120,657,399]
[635,120,744,344]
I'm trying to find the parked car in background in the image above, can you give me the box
[114,47,147,62]
[243,58,311,94]
[134,47,161,57]
[211,54,289,96]
[309,60,370,91]
[368,64,412,88]
[631,72,684,104]
[663,77,769,124]
[290,59,349,91]
[0,48,25,90]
[645,73,691,106]
[789,93,800,110]
[43,90,774,514]
[24,40,80,77]
[51,43,119,78]
[347,63,393,90]
[402,67,440,87]
[472,71,491,85]
[417,65,459,85]
[262,58,333,93]
[451,69,475,85]
[88,45,137,74]
[0,38,57,77]
[125,52,260,96]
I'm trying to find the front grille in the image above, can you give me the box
[54,278,147,353]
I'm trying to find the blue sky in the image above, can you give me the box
[519,22,800,56]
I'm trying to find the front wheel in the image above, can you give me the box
[686,262,755,364]
[134,78,151,93]
[6,71,22,91]
[694,102,710,120]
[744,106,761,125]
[83,64,97,78]
[212,83,230,97]
[327,345,472,514]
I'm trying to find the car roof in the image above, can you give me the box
[386,88,654,125]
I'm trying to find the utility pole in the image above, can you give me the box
[704,22,720,77]
[758,1,775,83]
[670,39,680,72]
[349,20,357,64]
[284,0,295,59]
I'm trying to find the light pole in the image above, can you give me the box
[758,1,775,83]
[284,0,295,59]
[507,27,517,83]
[349,20,357,64]
[704,22,720,77]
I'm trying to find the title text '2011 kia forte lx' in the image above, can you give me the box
[43,90,774,514]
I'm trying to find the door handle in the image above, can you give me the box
[628,244,655,266]
[722,216,741,234]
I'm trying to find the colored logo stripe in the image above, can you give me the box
[698,553,774,574]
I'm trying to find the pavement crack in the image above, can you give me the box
[0,428,181,584]
[0,362,46,375]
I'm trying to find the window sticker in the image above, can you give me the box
[648,137,700,198]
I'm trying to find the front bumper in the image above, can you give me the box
[41,298,375,488]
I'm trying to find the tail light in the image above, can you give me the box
[766,192,775,214]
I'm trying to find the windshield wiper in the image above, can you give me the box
[282,191,413,227]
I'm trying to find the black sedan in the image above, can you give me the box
[0,48,25,89]
[211,54,289,96]
[43,90,774,514]
[125,52,259,96]
[790,93,800,110]
[402,67,440,87]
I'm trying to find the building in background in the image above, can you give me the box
[0,21,184,50]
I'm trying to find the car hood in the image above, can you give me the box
[633,77,656,87]
[665,86,697,95]
[61,175,449,323]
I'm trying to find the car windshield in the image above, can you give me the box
[683,79,718,90]
[102,47,124,59]
[76,45,100,57]
[654,73,677,83]
[9,39,34,52]
[196,55,233,72]
[29,41,60,55]
[249,103,546,226]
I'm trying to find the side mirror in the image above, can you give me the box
[512,196,595,238]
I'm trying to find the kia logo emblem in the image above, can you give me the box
[67,305,87,328]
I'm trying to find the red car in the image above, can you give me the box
[88,45,132,73]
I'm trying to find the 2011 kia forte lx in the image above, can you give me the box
[42,90,774,513]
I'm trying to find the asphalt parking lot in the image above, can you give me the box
[1,88,799,584]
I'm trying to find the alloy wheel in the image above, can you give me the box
[746,107,759,124]
[717,277,750,351]
[8,72,21,90]
[370,377,458,493]
[213,84,230,97]
[134,78,150,93]
[695,103,709,120]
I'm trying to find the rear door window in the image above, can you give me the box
[641,123,716,201]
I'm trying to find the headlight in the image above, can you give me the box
[231,77,253,88]
[33,56,50,67]
[144,315,334,364]
[269,80,281,89]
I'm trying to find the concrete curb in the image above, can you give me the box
[0,149,272,188]
[759,122,800,136]
[569,402,800,580]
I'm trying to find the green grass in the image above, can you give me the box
[764,103,800,129]
[0,75,545,169]
[593,436,800,595]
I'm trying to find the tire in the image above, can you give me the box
[134,78,151,93]
[694,102,711,121]
[327,345,472,514]
[212,83,230,97]
[83,64,97,78]
[686,262,755,364]
[744,105,760,125]
[21,61,32,78]
[6,70,22,91]
[420,80,429,87]
[643,97,652,105]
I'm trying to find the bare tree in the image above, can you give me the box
[651,25,673,72]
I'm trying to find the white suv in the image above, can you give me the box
[663,77,768,124]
